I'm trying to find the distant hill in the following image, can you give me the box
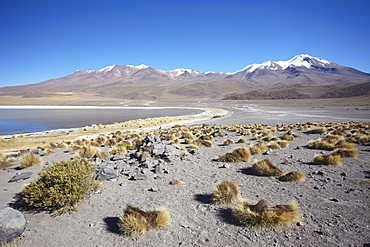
[1,54,370,101]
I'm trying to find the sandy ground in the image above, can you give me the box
[1,101,369,247]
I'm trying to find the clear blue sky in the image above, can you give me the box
[1,0,369,87]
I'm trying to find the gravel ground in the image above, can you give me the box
[1,103,369,247]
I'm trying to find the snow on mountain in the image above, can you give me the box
[64,54,365,82]
[234,54,333,74]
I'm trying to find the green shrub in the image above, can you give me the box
[21,159,100,214]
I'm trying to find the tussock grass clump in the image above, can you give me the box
[118,204,170,236]
[0,160,15,170]
[193,139,213,148]
[232,200,300,228]
[331,148,358,158]
[20,153,42,168]
[307,139,335,150]
[313,154,341,166]
[277,140,289,148]
[252,159,283,177]
[249,141,268,155]
[223,139,235,146]
[212,180,241,205]
[278,172,306,182]
[22,159,100,213]
[78,145,101,158]
[307,127,327,134]
[213,131,225,137]
[267,141,281,150]
[188,144,199,149]
[334,141,357,150]
[287,130,301,137]
[217,146,251,163]
[67,145,82,152]
[238,137,247,143]
[279,134,295,141]
[109,145,127,155]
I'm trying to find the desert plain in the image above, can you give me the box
[0,97,369,247]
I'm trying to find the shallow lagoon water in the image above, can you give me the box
[0,107,201,135]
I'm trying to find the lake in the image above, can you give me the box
[0,107,202,135]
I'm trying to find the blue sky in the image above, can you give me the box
[1,0,369,87]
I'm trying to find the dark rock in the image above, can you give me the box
[0,207,27,243]
[340,172,347,177]
[8,172,33,183]
[330,198,340,202]
[130,174,148,180]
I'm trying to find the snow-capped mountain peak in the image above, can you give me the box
[127,64,150,69]
[278,54,331,69]
[236,54,334,73]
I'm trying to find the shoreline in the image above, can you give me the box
[0,107,228,152]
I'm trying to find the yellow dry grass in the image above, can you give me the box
[232,200,300,228]
[252,159,284,177]
[118,204,170,236]
[212,180,242,205]
[19,153,42,168]
[217,146,251,163]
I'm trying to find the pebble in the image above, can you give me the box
[148,188,159,192]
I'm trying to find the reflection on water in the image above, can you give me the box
[0,108,200,135]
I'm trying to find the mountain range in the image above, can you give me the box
[1,54,369,101]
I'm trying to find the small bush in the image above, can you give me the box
[278,172,306,182]
[21,159,100,213]
[232,200,300,228]
[20,153,42,168]
[118,204,170,236]
[212,180,241,205]
[217,146,251,163]
[252,159,283,177]
[313,154,341,166]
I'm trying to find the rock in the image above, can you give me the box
[148,187,159,192]
[329,198,340,202]
[154,164,162,174]
[340,172,347,177]
[8,172,33,183]
[296,221,304,226]
[221,164,230,169]
[96,166,118,181]
[152,143,166,156]
[0,207,27,243]
[111,154,125,161]
[130,174,148,180]
[317,228,331,236]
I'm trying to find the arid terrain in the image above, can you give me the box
[0,98,369,247]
